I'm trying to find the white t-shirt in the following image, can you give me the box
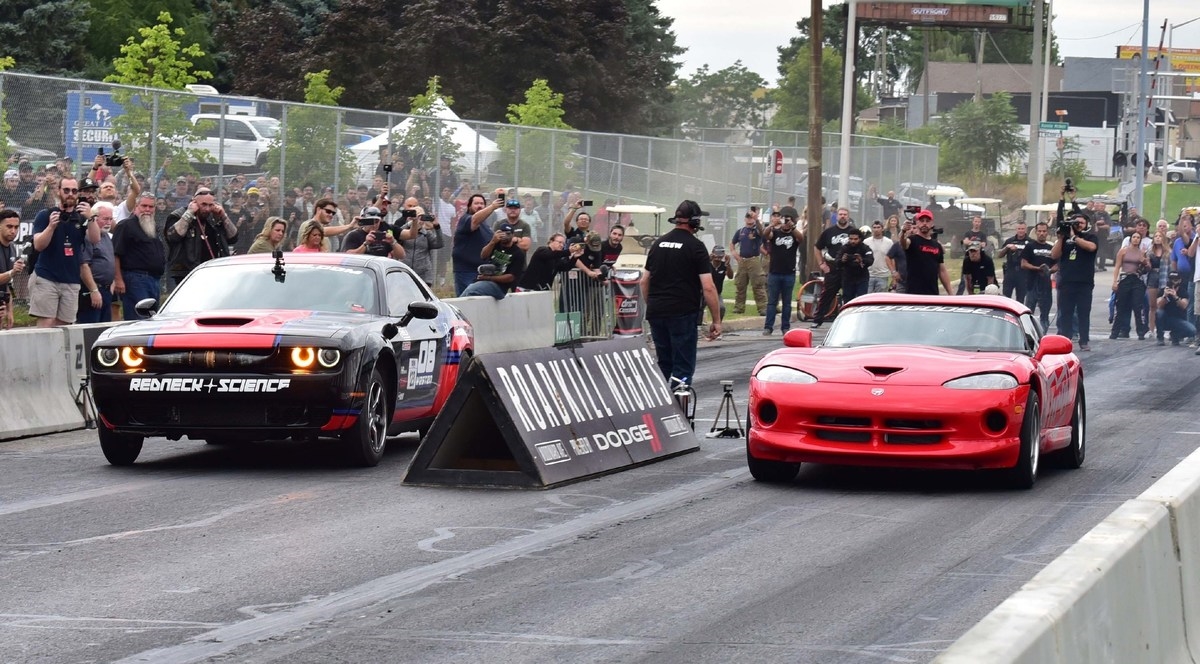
[863,236,894,278]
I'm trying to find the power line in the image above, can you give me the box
[1058,21,1141,41]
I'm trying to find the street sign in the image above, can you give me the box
[772,149,784,175]
[1039,121,1069,131]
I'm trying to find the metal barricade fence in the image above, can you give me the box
[552,269,615,341]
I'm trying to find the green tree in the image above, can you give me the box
[0,0,90,75]
[672,62,767,136]
[495,79,578,186]
[213,0,336,100]
[386,77,465,176]
[84,0,213,81]
[0,57,14,154]
[939,92,1026,177]
[261,70,357,192]
[104,11,213,176]
[772,44,870,130]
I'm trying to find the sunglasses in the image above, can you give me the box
[60,188,79,193]
[320,207,336,214]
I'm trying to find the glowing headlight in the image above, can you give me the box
[291,347,316,369]
[317,349,341,368]
[120,346,144,368]
[943,373,1018,390]
[96,347,120,368]
[755,365,817,384]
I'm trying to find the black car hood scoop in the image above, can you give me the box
[196,316,257,327]
[864,366,904,378]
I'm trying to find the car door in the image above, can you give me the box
[1024,314,1076,429]
[384,268,447,414]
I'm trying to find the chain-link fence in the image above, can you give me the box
[0,71,937,253]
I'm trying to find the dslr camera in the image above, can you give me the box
[98,140,125,168]
[477,263,498,277]
[1062,177,1076,195]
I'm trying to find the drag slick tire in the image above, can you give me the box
[1007,392,1040,489]
[99,426,144,466]
[746,445,800,483]
[1050,384,1086,469]
[343,367,389,467]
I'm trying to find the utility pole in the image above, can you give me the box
[805,0,823,273]
[1025,0,1044,222]
[837,0,858,216]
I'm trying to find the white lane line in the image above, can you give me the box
[1175,431,1200,435]
[115,468,749,664]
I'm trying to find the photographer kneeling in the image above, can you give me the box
[1156,271,1196,347]
[461,222,526,300]
[343,206,405,260]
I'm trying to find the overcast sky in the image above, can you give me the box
[656,0,1200,83]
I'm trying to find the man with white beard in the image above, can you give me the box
[112,193,167,320]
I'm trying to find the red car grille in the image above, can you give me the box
[814,415,947,445]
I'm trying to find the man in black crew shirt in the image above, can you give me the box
[901,208,954,295]
[641,200,721,386]
[1050,192,1099,351]
[762,205,803,335]
[810,207,854,328]
[1020,221,1057,328]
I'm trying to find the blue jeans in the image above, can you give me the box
[454,270,478,297]
[77,285,113,323]
[1158,310,1197,341]
[648,314,699,386]
[764,272,796,332]
[842,278,868,303]
[121,271,161,320]
[460,280,506,300]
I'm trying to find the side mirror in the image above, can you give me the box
[398,301,439,327]
[134,298,158,318]
[1035,334,1073,360]
[783,329,813,348]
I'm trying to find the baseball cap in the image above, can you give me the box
[1169,271,1182,280]
[17,161,32,172]
[712,245,726,255]
[967,242,983,252]
[3,169,17,180]
[778,205,799,220]
[246,187,260,196]
[176,176,187,183]
[497,222,515,233]
[79,177,100,190]
[674,200,709,220]
[915,209,934,221]
[505,199,521,208]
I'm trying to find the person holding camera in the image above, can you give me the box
[1050,191,1099,351]
[562,194,593,243]
[900,208,954,296]
[164,189,238,287]
[762,206,803,336]
[28,177,102,327]
[401,208,444,286]
[1156,272,1196,347]
[461,222,526,300]
[495,198,534,253]
[1020,222,1057,329]
[343,207,405,260]
[0,210,25,330]
[838,225,875,302]
[453,190,505,295]
[810,207,856,327]
[518,233,582,292]
[89,153,139,222]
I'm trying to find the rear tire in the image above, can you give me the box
[1168,172,1183,183]
[99,426,143,466]
[1051,384,1086,469]
[746,445,800,483]
[1007,392,1040,489]
[343,367,389,467]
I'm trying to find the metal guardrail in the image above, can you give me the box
[552,269,615,341]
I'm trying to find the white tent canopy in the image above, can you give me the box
[351,99,500,186]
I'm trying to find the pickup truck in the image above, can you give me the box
[186,114,280,171]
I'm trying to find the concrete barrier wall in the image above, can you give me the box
[937,446,1200,664]
[0,328,85,440]
[446,291,555,355]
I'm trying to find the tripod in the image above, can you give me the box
[74,375,97,430]
[706,380,744,439]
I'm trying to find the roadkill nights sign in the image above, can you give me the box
[405,336,699,487]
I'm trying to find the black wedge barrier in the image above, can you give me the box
[403,336,698,488]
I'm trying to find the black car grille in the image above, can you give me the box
[126,403,335,429]
[812,415,947,445]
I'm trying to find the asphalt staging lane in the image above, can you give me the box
[3,309,1200,663]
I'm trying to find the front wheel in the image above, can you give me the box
[1007,392,1041,489]
[343,367,389,467]
[1168,172,1183,183]
[747,445,800,483]
[99,426,143,466]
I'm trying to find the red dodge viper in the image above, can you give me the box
[746,294,1085,489]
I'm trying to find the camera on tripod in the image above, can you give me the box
[98,140,125,168]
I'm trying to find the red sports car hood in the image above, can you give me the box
[755,345,1030,386]
[108,310,352,349]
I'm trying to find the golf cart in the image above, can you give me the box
[606,204,666,336]
[925,188,994,257]
[609,205,668,269]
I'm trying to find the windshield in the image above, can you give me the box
[824,305,1028,352]
[248,119,280,138]
[162,264,378,315]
